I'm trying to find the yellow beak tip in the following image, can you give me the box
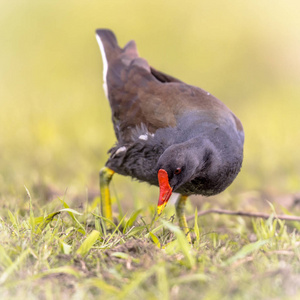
[157,203,167,216]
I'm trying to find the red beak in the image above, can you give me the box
[157,169,173,215]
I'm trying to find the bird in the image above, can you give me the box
[95,29,244,239]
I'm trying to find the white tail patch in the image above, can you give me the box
[96,34,108,98]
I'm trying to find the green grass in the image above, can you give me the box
[0,191,299,299]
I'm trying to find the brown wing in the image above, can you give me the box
[96,29,242,143]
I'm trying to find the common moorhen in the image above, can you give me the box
[95,29,244,238]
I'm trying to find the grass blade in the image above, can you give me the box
[117,265,157,299]
[35,266,81,279]
[76,230,100,257]
[170,273,208,285]
[37,211,61,232]
[59,208,83,215]
[60,201,85,235]
[0,248,31,284]
[225,239,269,265]
[157,262,169,300]
[0,245,13,268]
[123,209,142,233]
[194,208,200,246]
[60,241,72,255]
[85,278,120,294]
[149,232,161,248]
[8,210,18,229]
[105,214,127,244]
[24,186,35,233]
[162,220,196,269]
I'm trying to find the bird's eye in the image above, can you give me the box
[174,168,182,175]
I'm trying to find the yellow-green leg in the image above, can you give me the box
[175,195,191,243]
[99,166,115,230]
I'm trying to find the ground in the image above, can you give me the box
[0,186,300,299]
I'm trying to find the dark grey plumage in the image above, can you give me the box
[96,29,244,197]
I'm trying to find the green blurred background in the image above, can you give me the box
[1,1,300,212]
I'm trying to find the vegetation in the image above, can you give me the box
[1,1,300,299]
[1,191,300,299]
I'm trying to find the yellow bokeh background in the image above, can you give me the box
[1,1,300,207]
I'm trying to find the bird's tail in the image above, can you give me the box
[95,29,121,62]
[95,29,150,97]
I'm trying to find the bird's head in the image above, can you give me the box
[156,140,205,215]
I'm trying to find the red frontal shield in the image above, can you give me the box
[157,169,173,215]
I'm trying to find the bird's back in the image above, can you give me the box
[96,29,244,146]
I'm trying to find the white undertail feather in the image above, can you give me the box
[95,34,108,98]
[138,134,148,141]
[114,146,126,156]
[138,132,154,141]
